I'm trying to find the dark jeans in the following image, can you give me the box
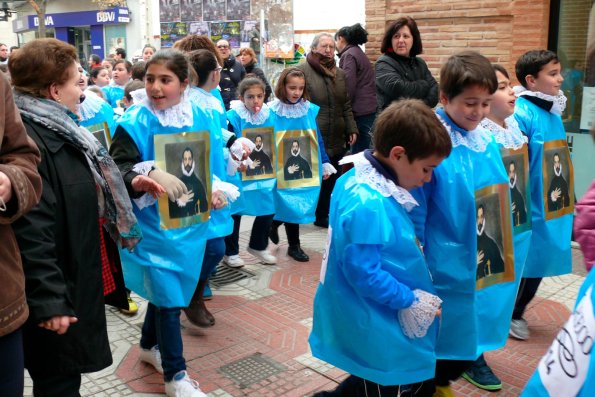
[224,214,274,255]
[434,359,473,386]
[0,328,24,397]
[30,372,81,397]
[513,277,542,320]
[200,237,225,281]
[315,153,343,222]
[140,303,185,382]
[351,113,376,154]
[314,375,434,397]
[272,220,300,246]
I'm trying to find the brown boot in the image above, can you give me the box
[183,279,215,328]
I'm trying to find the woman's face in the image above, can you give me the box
[312,36,335,58]
[142,47,155,61]
[391,25,414,57]
[52,62,84,113]
[93,69,111,87]
[238,52,253,66]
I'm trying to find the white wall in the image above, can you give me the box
[293,0,365,31]
[0,14,19,46]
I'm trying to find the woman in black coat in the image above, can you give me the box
[375,17,439,112]
[9,38,143,396]
[238,47,272,102]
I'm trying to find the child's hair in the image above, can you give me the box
[187,49,218,87]
[237,76,266,98]
[102,58,116,67]
[335,23,368,46]
[440,51,497,100]
[274,67,310,102]
[131,61,146,80]
[143,44,157,53]
[113,59,133,73]
[124,79,145,102]
[173,34,224,67]
[375,99,452,161]
[88,66,107,85]
[515,50,559,89]
[145,49,190,84]
[86,85,104,99]
[115,47,127,59]
[492,64,510,79]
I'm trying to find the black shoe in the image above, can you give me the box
[287,245,309,262]
[314,217,329,228]
[269,223,280,245]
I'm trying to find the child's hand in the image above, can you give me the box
[0,171,13,210]
[131,175,166,198]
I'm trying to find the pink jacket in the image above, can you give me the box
[575,180,595,270]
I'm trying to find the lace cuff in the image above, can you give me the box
[213,176,240,202]
[322,162,337,177]
[132,161,157,209]
[398,289,442,338]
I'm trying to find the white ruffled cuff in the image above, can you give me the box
[322,162,337,177]
[398,289,442,338]
[213,175,240,202]
[132,161,157,209]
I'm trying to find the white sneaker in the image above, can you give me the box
[165,370,207,397]
[247,247,277,265]
[223,254,244,268]
[139,345,164,374]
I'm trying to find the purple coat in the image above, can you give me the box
[338,44,377,117]
[575,180,595,270]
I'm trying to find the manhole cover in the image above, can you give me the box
[218,353,286,388]
[209,263,256,288]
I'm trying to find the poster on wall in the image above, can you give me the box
[181,0,203,21]
[226,0,250,21]
[263,0,293,58]
[160,0,181,22]
[579,86,595,130]
[161,22,188,48]
[108,37,126,57]
[210,21,241,48]
[203,0,226,21]
[188,21,210,36]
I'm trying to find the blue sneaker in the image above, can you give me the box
[203,283,212,300]
[462,354,502,391]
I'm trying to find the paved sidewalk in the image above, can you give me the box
[24,220,586,397]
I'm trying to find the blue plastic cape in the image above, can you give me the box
[522,269,595,397]
[514,97,574,277]
[310,167,438,386]
[80,96,116,147]
[115,103,210,308]
[101,85,125,109]
[410,108,515,360]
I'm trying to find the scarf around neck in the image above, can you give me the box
[307,51,336,79]
[13,92,142,250]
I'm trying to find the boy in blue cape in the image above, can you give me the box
[310,99,451,396]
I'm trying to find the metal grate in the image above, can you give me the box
[218,353,286,388]
[209,263,256,288]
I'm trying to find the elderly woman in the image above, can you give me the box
[238,47,272,102]
[9,38,142,395]
[296,33,358,228]
[375,16,438,111]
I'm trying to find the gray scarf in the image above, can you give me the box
[13,92,142,250]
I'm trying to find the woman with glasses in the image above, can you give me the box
[216,39,246,110]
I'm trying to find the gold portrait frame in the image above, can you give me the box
[475,183,514,291]
[87,122,112,150]
[154,131,211,230]
[500,145,532,234]
[543,139,575,220]
[241,127,275,181]
[276,129,320,189]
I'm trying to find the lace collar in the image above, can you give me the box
[78,89,104,121]
[188,87,224,116]
[229,100,270,125]
[137,88,194,128]
[513,86,567,115]
[338,152,419,212]
[269,99,310,118]
[436,108,491,152]
[480,117,527,150]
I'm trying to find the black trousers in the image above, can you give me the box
[224,214,274,255]
[513,277,542,320]
[315,153,343,221]
[272,220,300,246]
[434,359,473,386]
[31,372,82,397]
[0,328,24,397]
[314,375,435,397]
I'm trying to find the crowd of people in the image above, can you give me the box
[0,14,594,397]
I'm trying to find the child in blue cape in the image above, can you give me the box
[102,59,132,109]
[310,99,450,396]
[510,50,573,342]
[109,49,214,397]
[268,67,335,262]
[409,51,513,396]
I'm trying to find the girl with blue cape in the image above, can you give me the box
[102,59,132,109]
[268,68,335,263]
[79,85,116,146]
[109,50,211,397]
[409,52,514,395]
[310,100,450,396]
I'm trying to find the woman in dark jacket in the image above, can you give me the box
[9,38,143,396]
[238,47,272,102]
[375,17,438,111]
[335,23,377,153]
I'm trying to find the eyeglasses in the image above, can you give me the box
[217,45,230,49]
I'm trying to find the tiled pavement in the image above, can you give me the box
[24,221,587,397]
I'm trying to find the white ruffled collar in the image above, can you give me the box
[480,117,527,150]
[339,152,418,212]
[188,87,224,116]
[229,100,270,125]
[78,89,105,121]
[269,99,310,118]
[137,88,194,128]
[513,86,567,115]
[436,108,492,152]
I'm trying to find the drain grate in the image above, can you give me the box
[218,353,286,388]
[209,263,256,288]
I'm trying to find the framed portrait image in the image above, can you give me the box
[242,127,275,181]
[475,183,514,290]
[154,131,211,230]
[276,129,319,189]
[543,140,575,220]
[86,122,112,150]
[501,146,531,233]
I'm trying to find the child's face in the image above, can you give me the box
[94,69,110,87]
[489,71,516,123]
[392,150,444,191]
[441,85,492,131]
[285,76,305,103]
[241,86,265,113]
[112,63,131,86]
[145,63,187,110]
[101,60,113,77]
[529,60,564,96]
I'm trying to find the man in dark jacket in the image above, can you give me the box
[217,39,246,110]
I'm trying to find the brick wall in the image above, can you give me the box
[365,0,551,83]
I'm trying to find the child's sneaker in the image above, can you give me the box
[247,247,277,265]
[165,370,207,397]
[139,345,163,374]
[509,318,530,340]
[222,254,244,268]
